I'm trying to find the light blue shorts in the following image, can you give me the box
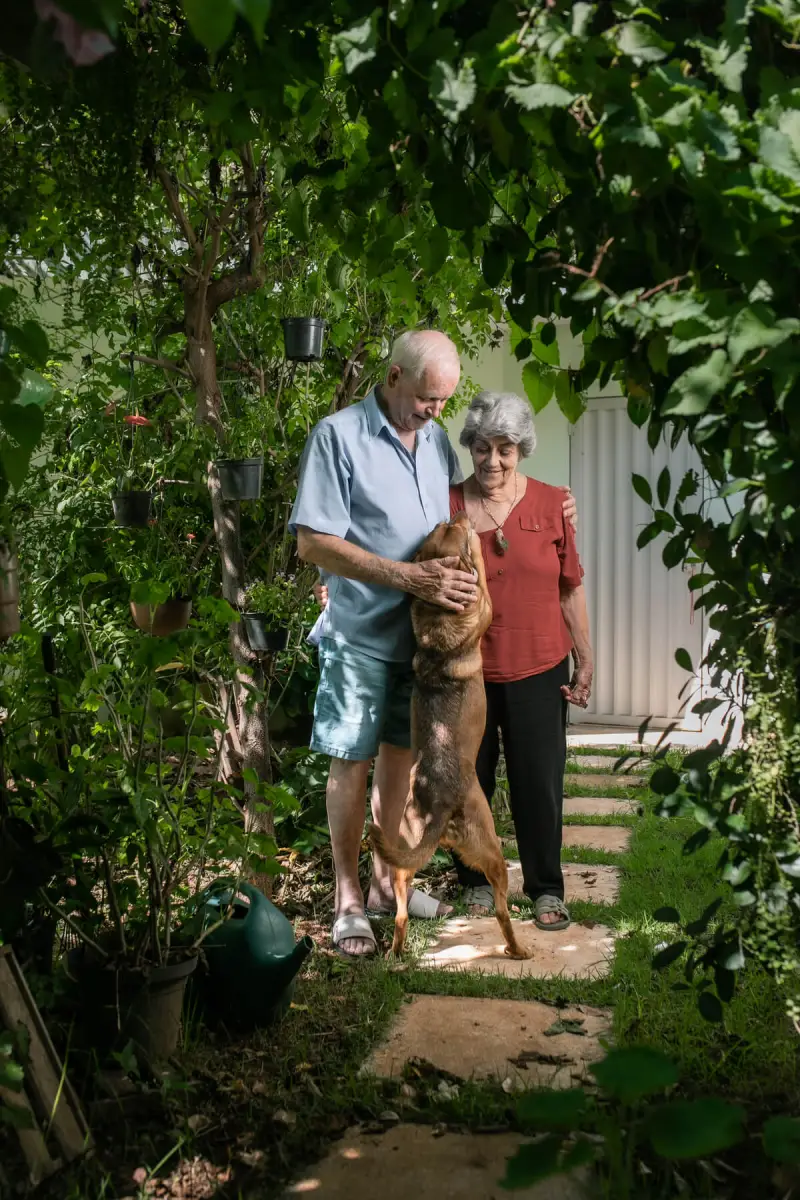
[311,638,413,762]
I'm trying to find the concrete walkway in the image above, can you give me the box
[285,734,643,1197]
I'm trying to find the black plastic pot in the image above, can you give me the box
[242,614,289,654]
[65,948,198,1067]
[216,457,263,501]
[281,317,327,363]
[112,490,152,527]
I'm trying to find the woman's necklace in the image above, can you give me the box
[479,475,518,555]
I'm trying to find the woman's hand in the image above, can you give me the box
[561,486,578,533]
[313,580,328,609]
[561,659,593,708]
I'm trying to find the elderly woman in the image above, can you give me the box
[450,390,593,930]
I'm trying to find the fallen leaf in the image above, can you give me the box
[380,1110,400,1123]
[252,1080,268,1096]
[274,1109,297,1127]
[544,1018,586,1037]
[186,1113,208,1133]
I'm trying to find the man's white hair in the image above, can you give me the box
[388,330,460,383]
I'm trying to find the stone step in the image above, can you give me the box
[508,861,621,905]
[364,995,611,1092]
[562,825,632,854]
[564,771,646,790]
[284,1125,587,1198]
[563,795,638,817]
[568,754,649,772]
[420,916,614,978]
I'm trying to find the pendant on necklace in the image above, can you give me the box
[495,528,509,555]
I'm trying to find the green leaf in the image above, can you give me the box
[182,0,236,53]
[647,1099,745,1159]
[501,1135,563,1189]
[555,371,584,424]
[431,59,477,121]
[482,241,508,289]
[656,466,670,508]
[332,12,378,74]
[234,0,271,47]
[532,325,560,367]
[763,1117,800,1164]
[540,322,557,346]
[653,906,681,924]
[727,306,799,366]
[9,320,49,367]
[698,990,724,1023]
[674,647,693,672]
[507,82,576,111]
[615,20,673,64]
[16,370,53,408]
[0,402,45,452]
[590,1047,679,1103]
[632,473,653,505]
[517,1088,587,1130]
[662,535,685,569]
[80,572,108,586]
[522,362,555,413]
[285,190,311,242]
[663,350,731,416]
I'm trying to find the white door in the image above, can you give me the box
[569,396,704,729]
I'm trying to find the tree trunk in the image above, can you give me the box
[184,279,274,851]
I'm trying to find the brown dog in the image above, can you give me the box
[368,510,529,960]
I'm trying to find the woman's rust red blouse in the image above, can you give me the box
[450,479,584,683]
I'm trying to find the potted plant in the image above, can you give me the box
[111,413,157,527]
[110,505,207,636]
[213,398,264,501]
[241,577,297,653]
[279,260,328,363]
[0,536,20,640]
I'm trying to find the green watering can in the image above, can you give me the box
[195,881,313,1029]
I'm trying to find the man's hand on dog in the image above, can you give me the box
[313,562,478,612]
[406,558,479,611]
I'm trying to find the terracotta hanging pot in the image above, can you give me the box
[130,597,192,637]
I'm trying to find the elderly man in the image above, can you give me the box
[290,330,576,958]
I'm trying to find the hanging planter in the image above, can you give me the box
[0,541,20,641]
[130,597,192,637]
[215,456,264,501]
[241,614,289,654]
[112,489,152,528]
[281,317,327,363]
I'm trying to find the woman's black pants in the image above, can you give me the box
[452,657,569,901]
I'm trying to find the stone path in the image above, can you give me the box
[284,1125,588,1198]
[284,736,646,1195]
[364,995,610,1090]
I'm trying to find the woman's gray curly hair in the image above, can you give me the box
[459,390,537,458]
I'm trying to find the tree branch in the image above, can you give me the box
[155,164,202,260]
[121,352,193,379]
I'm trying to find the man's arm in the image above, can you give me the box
[297,527,478,612]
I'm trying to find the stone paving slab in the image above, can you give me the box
[364,995,611,1091]
[564,771,646,790]
[420,916,614,978]
[568,754,649,772]
[283,1125,589,1198]
[563,795,638,817]
[562,826,632,854]
[507,861,621,905]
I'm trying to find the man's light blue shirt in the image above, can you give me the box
[289,390,463,662]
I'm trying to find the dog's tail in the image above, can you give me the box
[367,811,449,875]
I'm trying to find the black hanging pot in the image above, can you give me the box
[281,317,327,363]
[112,490,152,527]
[242,615,289,654]
[215,457,264,501]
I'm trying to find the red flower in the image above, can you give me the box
[186,533,196,542]
[148,519,157,528]
[123,413,153,427]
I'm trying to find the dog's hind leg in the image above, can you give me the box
[390,867,413,957]
[455,788,530,961]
